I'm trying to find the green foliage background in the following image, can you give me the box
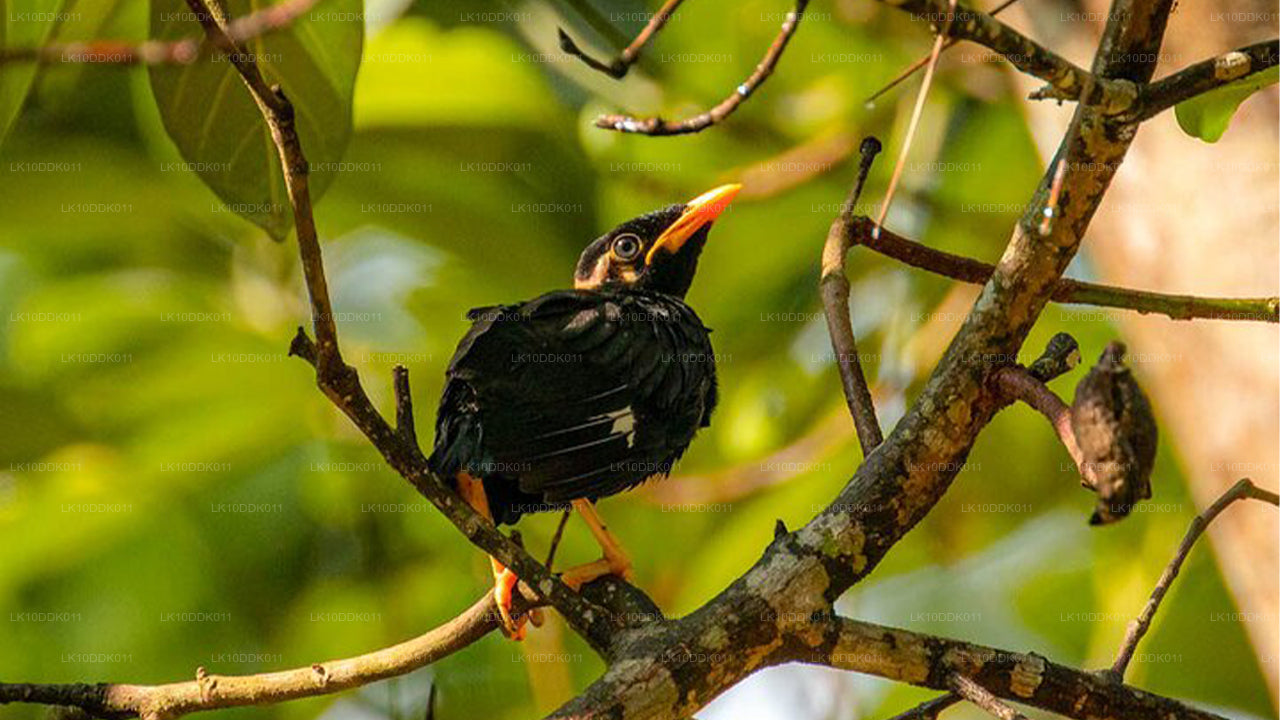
[0,0,1273,718]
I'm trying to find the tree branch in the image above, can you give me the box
[558,0,685,79]
[1130,39,1280,122]
[992,364,1098,490]
[880,0,1136,112]
[1108,478,1280,679]
[866,0,1024,106]
[884,693,960,719]
[804,615,1230,720]
[0,0,317,66]
[184,0,620,653]
[948,674,1028,720]
[593,0,809,135]
[822,137,885,454]
[0,593,521,719]
[846,216,1279,322]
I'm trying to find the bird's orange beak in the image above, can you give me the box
[645,184,742,265]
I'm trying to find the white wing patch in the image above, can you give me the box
[607,406,636,447]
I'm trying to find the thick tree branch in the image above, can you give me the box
[0,593,523,719]
[593,0,809,135]
[822,137,885,454]
[558,0,684,79]
[806,616,1229,720]
[1108,478,1280,679]
[846,217,1280,322]
[1129,39,1280,122]
[0,0,317,66]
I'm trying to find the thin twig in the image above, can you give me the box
[0,0,318,66]
[593,0,809,135]
[865,0,1024,106]
[558,0,684,79]
[874,0,957,236]
[879,0,1129,111]
[1130,39,1280,122]
[0,593,529,719]
[545,509,574,570]
[1108,478,1279,679]
[884,693,961,719]
[992,365,1097,489]
[948,674,1029,720]
[821,138,886,454]
[847,217,1279,322]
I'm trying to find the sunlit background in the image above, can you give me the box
[1,0,1276,718]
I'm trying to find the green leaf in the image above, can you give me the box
[148,0,363,240]
[1174,65,1278,143]
[0,0,67,145]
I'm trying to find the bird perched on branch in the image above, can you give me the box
[429,185,741,639]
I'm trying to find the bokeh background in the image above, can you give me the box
[1,0,1277,718]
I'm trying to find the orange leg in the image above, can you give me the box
[560,499,634,589]
[456,474,535,640]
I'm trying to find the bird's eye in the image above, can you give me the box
[611,233,642,261]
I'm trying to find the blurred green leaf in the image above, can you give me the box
[1174,65,1278,143]
[148,0,364,239]
[0,0,67,144]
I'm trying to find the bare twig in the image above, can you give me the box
[593,0,809,135]
[0,0,318,66]
[545,509,574,570]
[992,365,1097,489]
[1108,478,1280,679]
[558,0,684,79]
[865,0,1024,106]
[875,0,957,235]
[821,137,886,453]
[949,675,1029,720]
[1130,39,1280,122]
[880,0,1134,111]
[0,593,526,719]
[846,217,1280,322]
[884,693,961,719]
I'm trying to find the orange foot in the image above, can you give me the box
[491,559,544,641]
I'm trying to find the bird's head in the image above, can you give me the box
[574,184,741,298]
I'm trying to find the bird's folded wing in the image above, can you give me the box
[436,291,712,501]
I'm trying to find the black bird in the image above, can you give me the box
[428,185,740,638]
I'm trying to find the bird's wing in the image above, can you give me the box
[430,290,714,502]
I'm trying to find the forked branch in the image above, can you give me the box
[593,0,810,135]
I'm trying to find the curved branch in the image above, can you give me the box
[1109,478,1280,679]
[593,0,809,135]
[558,0,685,79]
[0,594,512,719]
[847,217,1280,322]
[1130,39,1280,122]
[822,138,885,454]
